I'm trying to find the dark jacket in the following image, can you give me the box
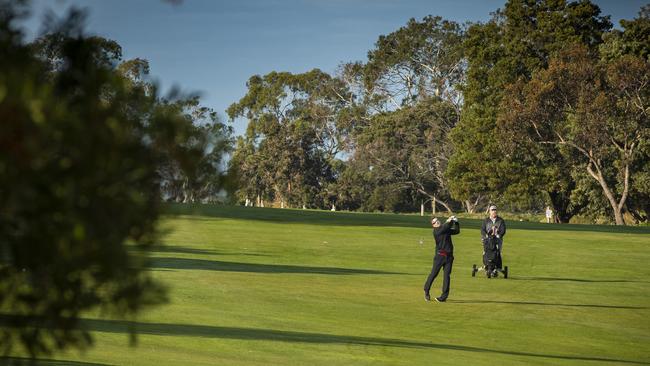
[433,221,460,256]
[481,216,506,246]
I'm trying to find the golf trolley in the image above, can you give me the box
[472,236,508,279]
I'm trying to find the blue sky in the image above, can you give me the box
[21,0,647,135]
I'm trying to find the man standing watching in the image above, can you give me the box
[424,215,460,303]
[481,205,506,274]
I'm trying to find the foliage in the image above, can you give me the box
[447,0,612,216]
[353,98,458,212]
[156,96,233,203]
[361,15,465,111]
[601,5,650,61]
[0,3,230,358]
[499,44,649,225]
[325,16,466,213]
[227,69,355,208]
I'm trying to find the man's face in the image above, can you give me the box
[431,219,441,228]
[490,209,497,219]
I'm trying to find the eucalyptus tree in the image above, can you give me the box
[358,15,466,113]
[31,29,232,204]
[354,98,457,212]
[228,69,354,208]
[338,16,465,212]
[600,5,650,62]
[447,0,612,214]
[156,97,233,203]
[599,5,650,222]
[499,44,649,225]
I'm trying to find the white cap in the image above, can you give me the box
[489,205,497,211]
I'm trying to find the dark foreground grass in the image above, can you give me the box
[6,204,650,365]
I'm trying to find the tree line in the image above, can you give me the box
[227,0,649,226]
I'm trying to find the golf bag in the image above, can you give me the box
[483,235,500,273]
[471,235,508,278]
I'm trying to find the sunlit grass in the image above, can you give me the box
[19,204,650,365]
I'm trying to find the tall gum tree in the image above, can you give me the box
[227,70,354,208]
[499,45,649,225]
[447,0,611,215]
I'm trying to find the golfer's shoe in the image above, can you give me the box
[424,293,431,302]
[435,297,446,303]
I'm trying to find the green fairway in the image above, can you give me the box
[23,205,650,365]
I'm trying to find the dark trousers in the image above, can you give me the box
[423,254,454,300]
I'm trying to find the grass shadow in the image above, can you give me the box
[448,299,649,310]
[0,357,113,366]
[149,257,405,275]
[147,246,221,256]
[76,319,649,365]
[2,316,647,365]
[132,245,271,257]
[163,203,650,234]
[132,245,219,256]
[510,276,648,283]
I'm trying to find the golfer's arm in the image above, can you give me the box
[450,222,460,235]
[439,221,452,234]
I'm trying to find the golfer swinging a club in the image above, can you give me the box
[424,215,460,302]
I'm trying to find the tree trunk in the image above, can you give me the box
[587,164,625,225]
[463,195,482,213]
[547,189,586,224]
[285,181,291,209]
[420,202,425,217]
[547,175,590,224]
[464,200,473,214]
[550,201,571,223]
[434,197,453,213]
[181,179,189,203]
[432,195,436,215]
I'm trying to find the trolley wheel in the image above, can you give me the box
[503,266,509,279]
[472,264,477,277]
